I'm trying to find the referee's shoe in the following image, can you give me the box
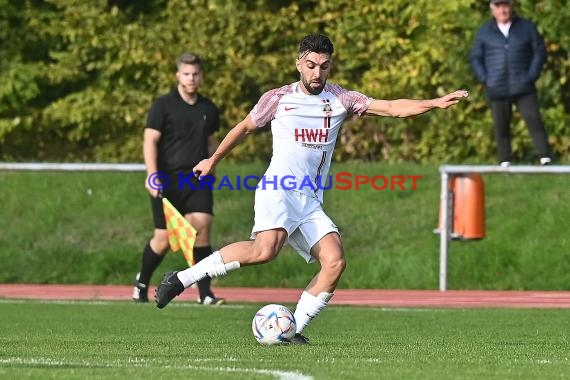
[131,273,149,303]
[199,295,226,305]
[155,271,184,308]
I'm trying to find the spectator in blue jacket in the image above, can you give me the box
[470,0,552,166]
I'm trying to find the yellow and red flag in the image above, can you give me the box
[162,197,197,267]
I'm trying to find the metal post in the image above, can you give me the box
[439,171,451,292]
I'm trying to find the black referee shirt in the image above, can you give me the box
[146,88,220,173]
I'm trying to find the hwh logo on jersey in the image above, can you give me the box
[294,128,329,143]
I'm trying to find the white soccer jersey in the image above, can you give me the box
[249,81,372,202]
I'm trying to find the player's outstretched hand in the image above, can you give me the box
[193,158,215,178]
[434,90,469,109]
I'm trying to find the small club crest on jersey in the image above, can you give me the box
[322,99,332,115]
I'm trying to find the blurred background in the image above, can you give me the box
[1,0,568,163]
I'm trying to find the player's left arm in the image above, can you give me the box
[365,90,469,118]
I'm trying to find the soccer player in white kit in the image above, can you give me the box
[155,34,469,344]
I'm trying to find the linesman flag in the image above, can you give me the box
[162,197,197,267]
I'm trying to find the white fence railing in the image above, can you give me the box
[0,163,145,172]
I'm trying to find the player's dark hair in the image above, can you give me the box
[176,53,203,71]
[298,34,334,58]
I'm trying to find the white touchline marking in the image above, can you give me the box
[0,299,247,308]
[0,299,113,305]
[324,305,448,313]
[0,357,314,380]
[192,357,238,362]
[171,303,246,309]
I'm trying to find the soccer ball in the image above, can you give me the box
[252,304,296,345]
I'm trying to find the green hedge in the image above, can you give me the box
[1,0,568,162]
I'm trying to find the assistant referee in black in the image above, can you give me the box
[132,53,225,305]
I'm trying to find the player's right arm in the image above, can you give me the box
[143,128,162,197]
[193,115,257,176]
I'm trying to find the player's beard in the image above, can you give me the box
[301,76,325,95]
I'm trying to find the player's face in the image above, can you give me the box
[176,63,202,95]
[296,52,332,95]
[491,2,513,24]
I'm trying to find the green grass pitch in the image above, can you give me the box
[1,300,568,379]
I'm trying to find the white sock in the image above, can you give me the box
[293,291,333,334]
[176,251,240,288]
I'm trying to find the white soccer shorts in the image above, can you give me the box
[250,189,339,263]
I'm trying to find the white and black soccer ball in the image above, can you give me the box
[252,304,296,345]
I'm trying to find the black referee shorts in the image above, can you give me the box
[150,174,214,229]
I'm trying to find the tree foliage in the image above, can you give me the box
[0,0,568,163]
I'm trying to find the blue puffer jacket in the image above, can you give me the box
[470,15,547,100]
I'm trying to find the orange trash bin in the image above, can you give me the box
[436,173,485,240]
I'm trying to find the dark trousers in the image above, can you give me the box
[489,91,551,162]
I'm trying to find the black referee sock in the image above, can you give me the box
[138,242,165,286]
[194,246,214,301]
